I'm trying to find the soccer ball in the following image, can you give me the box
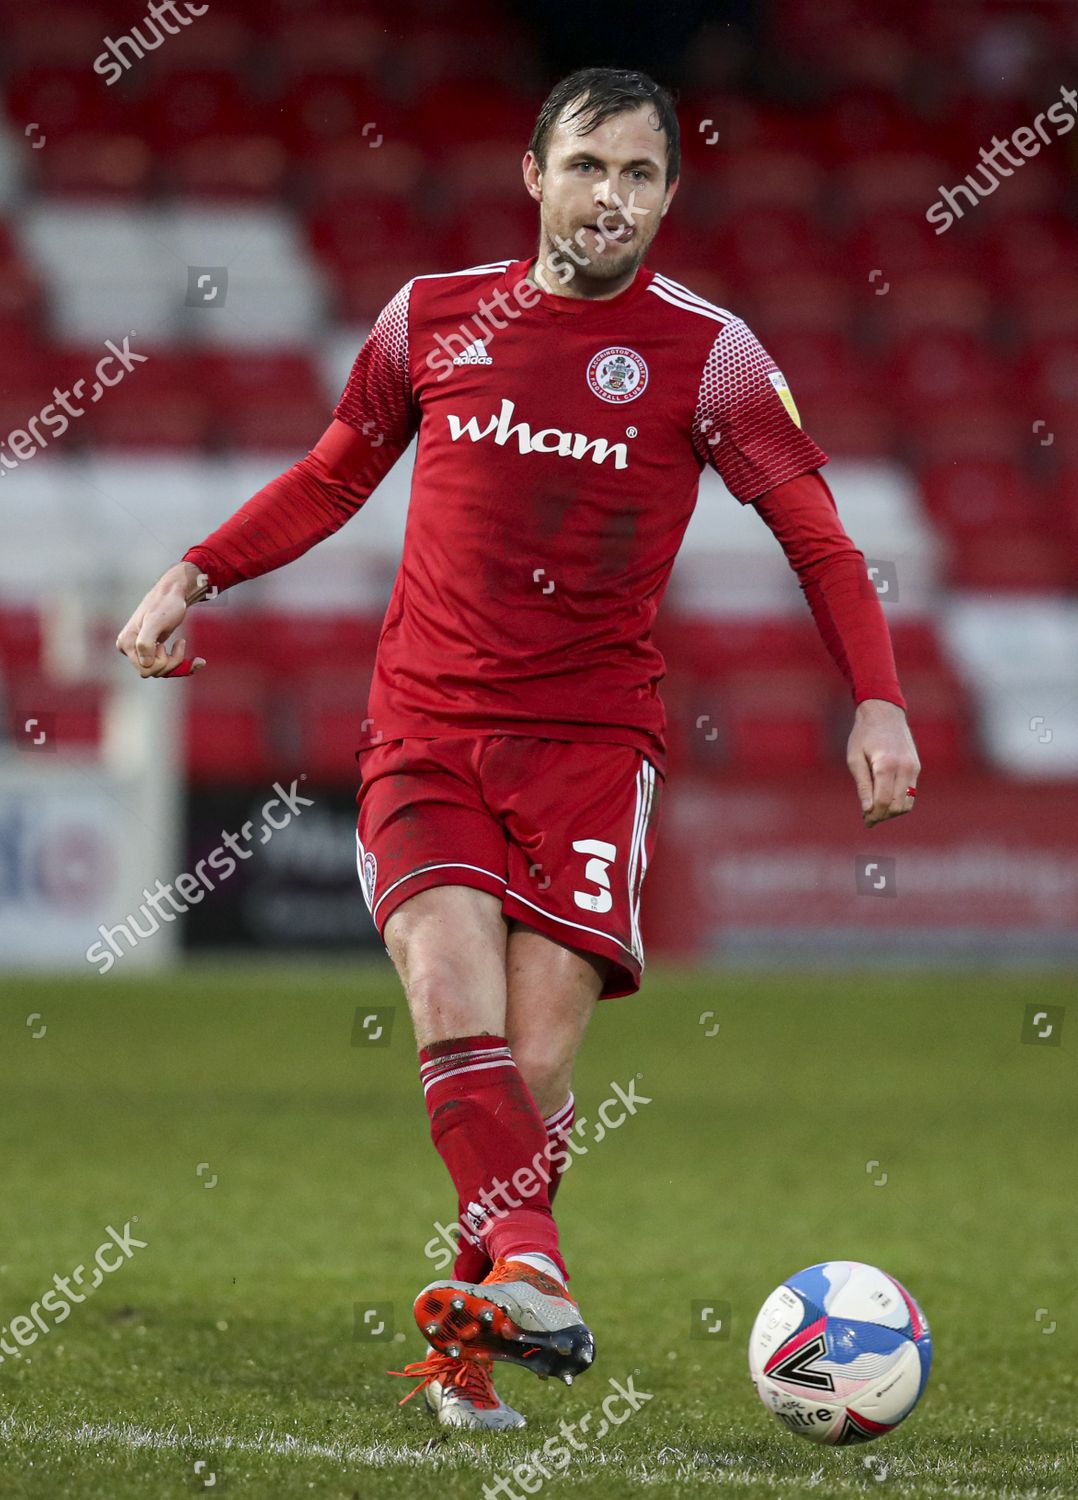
[748,1260,932,1445]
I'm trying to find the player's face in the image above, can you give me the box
[524,101,678,289]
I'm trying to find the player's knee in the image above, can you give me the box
[392,929,506,1045]
[511,1043,571,1120]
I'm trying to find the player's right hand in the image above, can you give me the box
[116,561,208,678]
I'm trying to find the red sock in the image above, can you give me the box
[452,1091,577,1282]
[420,1035,567,1282]
[543,1093,576,1205]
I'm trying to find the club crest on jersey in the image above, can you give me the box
[362,851,377,906]
[587,346,648,404]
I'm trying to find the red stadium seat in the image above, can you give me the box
[309,193,434,270]
[1021,337,1078,411]
[838,152,953,215]
[758,331,861,409]
[715,208,827,281]
[826,89,926,162]
[6,673,104,751]
[804,396,897,460]
[3,7,112,69]
[1010,275,1078,342]
[5,66,128,137]
[716,150,827,215]
[302,140,427,203]
[718,670,836,773]
[749,272,856,339]
[887,332,1006,424]
[901,668,975,771]
[273,13,384,76]
[917,460,1050,538]
[141,14,254,73]
[887,619,953,673]
[197,353,328,451]
[0,607,44,671]
[870,272,993,339]
[911,399,1030,464]
[183,672,277,785]
[946,532,1074,592]
[661,615,834,681]
[987,214,1075,293]
[144,72,257,153]
[30,132,155,196]
[844,210,971,282]
[258,614,382,674]
[168,136,291,199]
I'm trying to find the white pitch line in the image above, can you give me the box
[0,1418,1071,1498]
[0,1416,470,1468]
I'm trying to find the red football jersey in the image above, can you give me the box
[331,256,828,769]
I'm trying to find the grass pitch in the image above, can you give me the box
[1,962,1075,1499]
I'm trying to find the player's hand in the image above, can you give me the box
[846,699,920,827]
[116,561,208,678]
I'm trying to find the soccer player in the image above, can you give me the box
[117,67,920,1429]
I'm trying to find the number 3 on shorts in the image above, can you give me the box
[572,839,617,914]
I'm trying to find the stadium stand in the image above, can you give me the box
[1,0,1075,810]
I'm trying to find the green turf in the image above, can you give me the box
[1,962,1075,1499]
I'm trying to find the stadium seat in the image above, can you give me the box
[870,272,993,339]
[804,397,897,461]
[76,349,215,449]
[169,137,291,199]
[715,150,827,215]
[302,139,427,203]
[200,351,328,449]
[661,614,835,682]
[717,669,837,773]
[183,672,277,785]
[1010,274,1078,341]
[273,12,384,76]
[838,153,954,215]
[5,671,104,751]
[946,533,1073,592]
[0,606,44,671]
[3,7,112,69]
[911,399,1031,464]
[144,13,254,73]
[749,271,856,339]
[4,66,127,138]
[917,460,1051,539]
[33,134,155,197]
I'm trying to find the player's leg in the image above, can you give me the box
[447,737,663,1352]
[404,737,661,1389]
[358,740,583,1419]
[451,927,605,1285]
[382,882,509,1047]
[506,925,606,1119]
[380,883,532,1426]
[386,883,594,1386]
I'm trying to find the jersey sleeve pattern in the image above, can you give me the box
[334,279,418,449]
[691,317,828,504]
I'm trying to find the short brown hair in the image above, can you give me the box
[529,67,681,184]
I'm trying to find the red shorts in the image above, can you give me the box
[355,735,663,999]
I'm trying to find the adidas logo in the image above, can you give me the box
[452,338,493,365]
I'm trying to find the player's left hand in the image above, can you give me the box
[846,699,920,827]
